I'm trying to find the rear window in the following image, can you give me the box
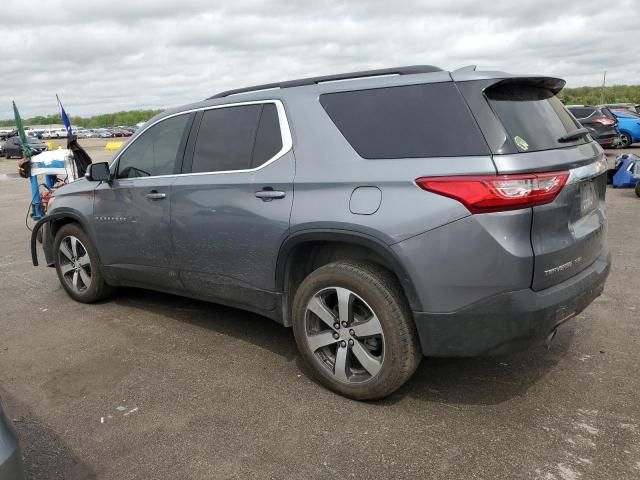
[568,107,594,119]
[320,83,489,159]
[486,85,586,152]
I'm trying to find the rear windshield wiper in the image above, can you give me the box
[558,127,591,143]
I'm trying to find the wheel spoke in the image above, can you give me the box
[307,296,337,329]
[78,254,90,267]
[60,263,75,276]
[59,242,73,261]
[335,287,352,325]
[351,341,382,377]
[70,237,79,258]
[351,314,383,338]
[79,269,91,288]
[334,346,349,382]
[307,331,339,352]
[72,271,79,290]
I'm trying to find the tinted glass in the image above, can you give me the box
[320,83,489,159]
[251,104,283,168]
[192,105,262,173]
[599,107,617,120]
[487,86,585,152]
[568,107,593,119]
[117,114,190,178]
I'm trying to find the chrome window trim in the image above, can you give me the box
[110,99,293,179]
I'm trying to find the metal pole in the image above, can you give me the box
[600,71,606,105]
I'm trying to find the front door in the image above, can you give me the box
[171,101,294,312]
[93,113,193,290]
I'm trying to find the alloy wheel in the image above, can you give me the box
[58,235,92,293]
[304,287,385,384]
[620,133,632,148]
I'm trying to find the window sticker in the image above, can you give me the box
[514,135,529,151]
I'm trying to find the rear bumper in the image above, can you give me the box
[413,251,611,357]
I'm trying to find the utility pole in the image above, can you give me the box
[600,71,606,105]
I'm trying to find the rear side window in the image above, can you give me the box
[568,107,594,119]
[191,103,283,173]
[320,83,489,159]
[251,104,283,168]
[486,85,585,152]
[117,114,191,178]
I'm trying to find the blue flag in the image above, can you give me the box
[56,94,73,138]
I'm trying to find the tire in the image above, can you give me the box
[53,223,113,303]
[292,261,421,400]
[620,132,632,148]
[635,182,640,198]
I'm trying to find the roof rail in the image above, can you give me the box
[207,65,442,99]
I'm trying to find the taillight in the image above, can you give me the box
[416,172,569,214]
[592,117,616,126]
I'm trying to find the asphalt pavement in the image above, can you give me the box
[0,144,638,479]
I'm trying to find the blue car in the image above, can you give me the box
[612,110,640,147]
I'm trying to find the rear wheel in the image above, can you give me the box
[292,261,421,400]
[620,132,632,148]
[635,182,640,198]
[53,223,112,303]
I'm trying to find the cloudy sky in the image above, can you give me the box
[2,0,638,119]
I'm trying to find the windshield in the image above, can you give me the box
[486,84,586,152]
[27,137,42,144]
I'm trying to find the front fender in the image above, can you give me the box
[30,209,96,266]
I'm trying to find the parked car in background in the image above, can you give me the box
[110,128,133,137]
[3,136,48,158]
[34,65,610,400]
[93,129,112,138]
[0,397,25,479]
[42,128,68,139]
[601,103,640,115]
[610,110,640,147]
[567,105,620,148]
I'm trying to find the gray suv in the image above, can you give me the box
[32,65,610,400]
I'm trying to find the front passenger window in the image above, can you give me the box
[117,114,191,179]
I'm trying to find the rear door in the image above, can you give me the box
[459,78,608,290]
[171,100,294,311]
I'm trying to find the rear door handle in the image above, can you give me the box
[255,190,286,201]
[145,191,167,200]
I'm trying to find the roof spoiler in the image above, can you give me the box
[484,77,566,96]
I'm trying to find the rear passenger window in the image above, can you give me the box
[117,114,191,178]
[569,108,593,119]
[191,103,283,173]
[320,83,489,159]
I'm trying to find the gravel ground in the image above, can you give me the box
[0,142,638,479]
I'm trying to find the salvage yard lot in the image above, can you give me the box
[0,142,639,479]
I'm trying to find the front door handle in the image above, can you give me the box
[255,190,286,201]
[145,191,167,200]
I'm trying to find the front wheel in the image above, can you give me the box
[635,182,640,198]
[53,223,112,303]
[292,261,421,400]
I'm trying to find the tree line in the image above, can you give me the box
[557,85,640,105]
[0,109,163,128]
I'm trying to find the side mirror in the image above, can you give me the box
[86,162,111,182]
